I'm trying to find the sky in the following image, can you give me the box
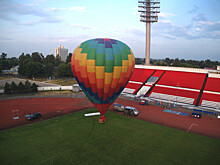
[0,0,220,61]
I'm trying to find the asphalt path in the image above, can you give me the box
[0,78,60,87]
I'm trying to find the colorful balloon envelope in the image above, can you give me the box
[71,38,135,115]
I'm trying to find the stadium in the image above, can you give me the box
[123,65,220,115]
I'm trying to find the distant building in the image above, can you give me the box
[55,45,68,62]
[1,66,19,76]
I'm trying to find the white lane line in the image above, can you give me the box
[187,123,198,133]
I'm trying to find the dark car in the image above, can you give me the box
[28,112,42,121]
[192,112,201,119]
[124,106,139,116]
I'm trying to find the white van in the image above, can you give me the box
[113,103,125,112]
[124,106,139,116]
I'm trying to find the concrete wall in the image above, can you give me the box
[38,86,72,91]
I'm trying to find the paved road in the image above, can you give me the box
[0,78,60,87]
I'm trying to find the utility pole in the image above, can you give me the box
[138,0,160,65]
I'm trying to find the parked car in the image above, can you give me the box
[113,103,125,112]
[124,106,139,116]
[139,99,149,105]
[27,112,42,121]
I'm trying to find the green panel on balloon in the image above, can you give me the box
[80,41,88,48]
[114,54,122,66]
[121,49,129,60]
[87,48,96,60]
[105,60,114,73]
[81,44,90,53]
[95,54,105,66]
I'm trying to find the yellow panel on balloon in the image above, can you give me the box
[79,53,87,66]
[128,55,133,67]
[122,61,128,72]
[112,66,122,79]
[87,60,96,73]
[87,60,95,66]
[104,73,113,85]
[96,66,105,79]
[75,47,81,57]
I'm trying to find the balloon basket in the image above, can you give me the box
[99,116,106,124]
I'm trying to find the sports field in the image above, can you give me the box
[0,108,219,165]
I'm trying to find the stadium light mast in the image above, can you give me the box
[138,0,160,65]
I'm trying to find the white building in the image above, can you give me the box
[55,45,68,62]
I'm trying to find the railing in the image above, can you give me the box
[135,65,210,73]
[119,93,219,117]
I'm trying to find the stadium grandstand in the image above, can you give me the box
[122,65,220,114]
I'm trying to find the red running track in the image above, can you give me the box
[0,98,93,130]
[0,97,220,139]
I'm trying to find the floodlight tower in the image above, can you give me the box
[138,0,160,65]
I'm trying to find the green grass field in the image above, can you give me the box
[0,109,219,165]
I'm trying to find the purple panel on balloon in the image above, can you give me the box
[105,41,112,48]
[110,39,117,44]
[95,38,104,44]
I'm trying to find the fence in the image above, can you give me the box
[0,91,86,101]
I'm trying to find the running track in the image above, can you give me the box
[0,97,219,139]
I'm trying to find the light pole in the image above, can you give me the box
[138,0,160,65]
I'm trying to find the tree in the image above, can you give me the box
[32,52,44,63]
[198,60,205,68]
[66,62,73,77]
[0,53,9,70]
[10,81,17,93]
[18,82,25,93]
[55,55,62,66]
[173,58,181,66]
[56,62,73,77]
[1,52,7,59]
[18,53,31,76]
[135,58,144,64]
[164,58,171,65]
[180,59,186,63]
[66,53,72,64]
[44,63,54,78]
[57,63,66,77]
[4,82,11,94]
[8,57,19,69]
[25,61,44,78]
[24,80,32,93]
[44,54,55,65]
[205,59,212,68]
[31,83,38,92]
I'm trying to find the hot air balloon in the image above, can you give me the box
[71,38,135,121]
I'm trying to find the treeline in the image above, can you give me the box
[135,58,220,69]
[4,80,38,94]
[0,52,73,78]
[0,53,19,73]
[1,52,219,79]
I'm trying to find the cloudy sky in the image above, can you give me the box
[0,0,220,60]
